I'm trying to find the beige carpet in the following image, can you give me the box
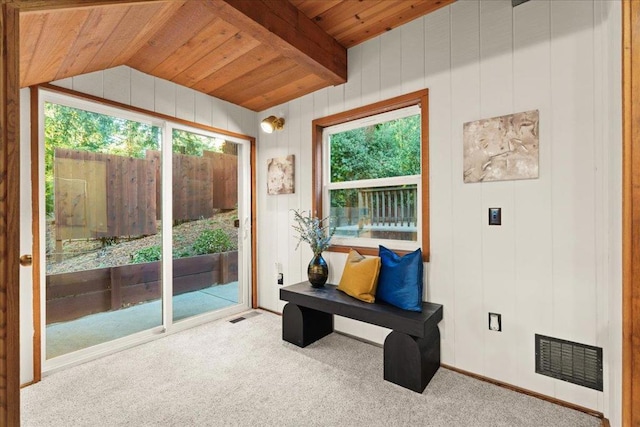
[21,310,601,427]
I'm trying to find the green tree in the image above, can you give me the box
[172,129,224,156]
[329,114,420,183]
[329,114,421,207]
[44,103,161,215]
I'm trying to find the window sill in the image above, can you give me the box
[327,244,429,263]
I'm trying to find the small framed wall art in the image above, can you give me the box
[267,154,295,195]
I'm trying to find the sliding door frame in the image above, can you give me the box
[165,121,253,327]
[29,84,258,378]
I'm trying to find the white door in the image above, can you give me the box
[19,87,35,385]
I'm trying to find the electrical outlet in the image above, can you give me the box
[489,313,502,331]
[275,262,283,285]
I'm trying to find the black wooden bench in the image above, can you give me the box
[279,281,443,393]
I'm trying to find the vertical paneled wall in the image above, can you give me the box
[51,66,257,136]
[602,0,624,422]
[256,0,621,419]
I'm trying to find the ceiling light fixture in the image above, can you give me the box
[260,115,285,133]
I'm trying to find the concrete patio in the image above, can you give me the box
[46,282,240,359]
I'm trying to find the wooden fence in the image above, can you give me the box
[55,148,158,240]
[55,148,238,241]
[146,150,237,221]
[204,151,237,210]
[46,251,238,324]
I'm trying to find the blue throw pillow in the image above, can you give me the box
[376,246,423,312]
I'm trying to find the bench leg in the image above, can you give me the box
[282,303,333,348]
[383,327,440,393]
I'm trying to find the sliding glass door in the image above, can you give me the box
[43,95,164,360]
[167,126,243,323]
[38,90,251,369]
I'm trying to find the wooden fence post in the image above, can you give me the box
[220,252,228,284]
[55,239,63,262]
[220,251,238,284]
[110,267,122,311]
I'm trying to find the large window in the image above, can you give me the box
[312,89,429,260]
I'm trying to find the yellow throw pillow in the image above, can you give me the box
[337,249,381,303]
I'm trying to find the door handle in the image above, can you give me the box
[20,254,32,267]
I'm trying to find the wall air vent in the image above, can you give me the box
[512,0,531,7]
[535,334,603,391]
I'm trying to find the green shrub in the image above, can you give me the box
[131,245,162,263]
[192,229,233,255]
[173,246,194,258]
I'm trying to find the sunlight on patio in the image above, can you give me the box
[46,282,239,359]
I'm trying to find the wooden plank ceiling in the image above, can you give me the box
[20,0,453,112]
[291,0,454,48]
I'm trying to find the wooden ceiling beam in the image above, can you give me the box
[212,0,347,85]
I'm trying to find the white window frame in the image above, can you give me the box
[322,105,422,251]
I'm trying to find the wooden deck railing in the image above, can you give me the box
[358,186,417,227]
[330,185,418,241]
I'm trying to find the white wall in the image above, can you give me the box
[256,0,622,421]
[19,66,257,385]
[50,66,257,135]
[602,0,623,425]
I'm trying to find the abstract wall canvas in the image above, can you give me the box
[267,155,295,195]
[463,110,539,183]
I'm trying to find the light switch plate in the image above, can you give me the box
[489,313,502,331]
[489,208,501,226]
